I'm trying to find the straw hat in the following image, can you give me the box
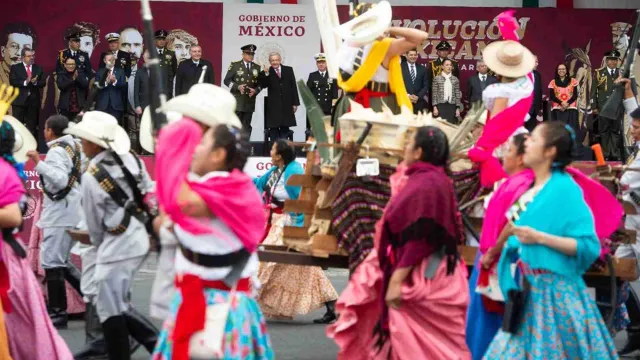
[482,40,535,78]
[63,111,131,155]
[2,115,37,163]
[161,83,242,129]
[139,107,182,154]
[334,1,392,47]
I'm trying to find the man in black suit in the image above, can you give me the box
[467,60,498,106]
[56,33,92,79]
[259,52,300,142]
[9,48,45,137]
[401,48,428,113]
[526,55,543,131]
[98,33,132,80]
[175,45,214,96]
[95,53,126,122]
[306,53,338,137]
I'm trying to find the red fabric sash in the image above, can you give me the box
[171,275,250,360]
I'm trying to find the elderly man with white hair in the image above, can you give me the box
[175,45,214,96]
[258,51,300,142]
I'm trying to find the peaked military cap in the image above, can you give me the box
[241,44,257,53]
[105,33,120,42]
[604,50,621,59]
[314,53,327,61]
[155,29,168,39]
[436,41,452,51]
[66,33,81,41]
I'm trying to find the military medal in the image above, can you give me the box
[252,69,258,77]
[79,55,85,62]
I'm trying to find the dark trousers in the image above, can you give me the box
[598,115,622,161]
[12,103,39,138]
[267,127,292,142]
[59,109,80,123]
[236,111,253,137]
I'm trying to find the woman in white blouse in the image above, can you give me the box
[432,59,463,124]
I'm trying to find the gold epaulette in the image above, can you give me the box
[58,50,66,64]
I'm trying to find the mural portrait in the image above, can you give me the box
[0,22,37,105]
[119,25,144,71]
[166,29,198,64]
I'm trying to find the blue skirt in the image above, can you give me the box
[152,288,275,360]
[466,253,503,360]
[484,273,618,359]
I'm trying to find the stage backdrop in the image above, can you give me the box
[221,4,320,142]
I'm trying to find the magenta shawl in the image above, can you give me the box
[0,160,26,259]
[155,118,265,253]
[480,168,623,256]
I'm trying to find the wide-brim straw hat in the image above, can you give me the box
[63,111,131,155]
[3,115,37,163]
[334,1,392,47]
[139,107,182,154]
[161,83,242,129]
[482,40,536,78]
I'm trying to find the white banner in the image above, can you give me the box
[243,157,307,179]
[221,4,320,142]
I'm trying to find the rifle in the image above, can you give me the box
[140,0,168,138]
[600,10,640,120]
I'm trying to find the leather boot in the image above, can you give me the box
[64,264,84,298]
[619,285,640,356]
[123,308,159,353]
[102,315,130,360]
[313,300,337,324]
[73,303,142,360]
[45,268,68,329]
[73,303,107,360]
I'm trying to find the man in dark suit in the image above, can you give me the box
[95,53,126,122]
[9,48,45,137]
[306,53,338,137]
[175,45,214,96]
[401,49,428,113]
[592,50,624,160]
[526,55,543,131]
[259,52,300,142]
[154,29,177,100]
[426,41,460,94]
[56,33,92,79]
[98,33,132,80]
[467,60,498,106]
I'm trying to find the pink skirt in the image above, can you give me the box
[327,250,471,360]
[3,241,73,360]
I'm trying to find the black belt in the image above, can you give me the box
[179,245,250,268]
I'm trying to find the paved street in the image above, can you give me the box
[58,257,348,360]
[58,257,639,359]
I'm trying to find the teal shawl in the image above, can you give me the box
[498,170,601,299]
[253,161,304,227]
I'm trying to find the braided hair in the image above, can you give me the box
[211,125,251,171]
[0,121,26,181]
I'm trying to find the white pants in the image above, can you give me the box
[75,244,98,304]
[150,226,177,321]
[41,227,74,269]
[95,255,146,322]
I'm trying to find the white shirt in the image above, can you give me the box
[319,71,326,78]
[479,73,487,82]
[193,60,200,66]
[105,67,118,87]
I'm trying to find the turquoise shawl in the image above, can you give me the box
[498,170,601,299]
[253,161,304,227]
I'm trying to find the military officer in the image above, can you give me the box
[306,53,338,138]
[98,33,132,79]
[223,44,262,137]
[591,50,623,161]
[155,29,177,99]
[425,40,459,94]
[57,33,93,78]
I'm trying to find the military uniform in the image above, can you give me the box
[591,50,623,160]
[306,53,339,138]
[57,48,92,78]
[223,44,262,136]
[155,30,178,99]
[425,41,460,100]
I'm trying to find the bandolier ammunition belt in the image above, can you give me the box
[41,142,82,201]
[88,162,148,235]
